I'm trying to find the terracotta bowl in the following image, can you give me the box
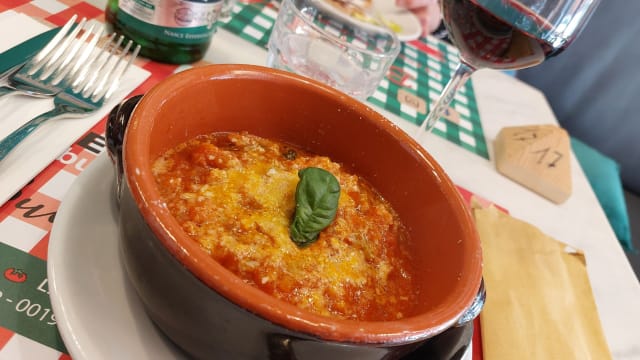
[106,64,483,359]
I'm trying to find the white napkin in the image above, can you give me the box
[0,11,151,205]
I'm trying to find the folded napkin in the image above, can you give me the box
[474,205,612,360]
[0,11,150,205]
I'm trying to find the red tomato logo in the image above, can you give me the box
[4,268,27,283]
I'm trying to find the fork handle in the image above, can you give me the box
[0,106,67,161]
[0,86,17,99]
[0,85,58,99]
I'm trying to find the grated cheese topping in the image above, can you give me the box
[152,132,417,321]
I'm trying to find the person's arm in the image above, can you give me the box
[395,0,442,36]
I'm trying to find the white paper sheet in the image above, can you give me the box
[0,12,150,205]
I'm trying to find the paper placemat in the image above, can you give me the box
[474,205,612,359]
[0,12,151,206]
[221,1,489,159]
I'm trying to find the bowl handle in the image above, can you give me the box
[106,95,143,206]
[456,279,485,327]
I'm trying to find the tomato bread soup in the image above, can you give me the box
[151,132,418,321]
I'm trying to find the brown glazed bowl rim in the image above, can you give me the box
[122,64,482,344]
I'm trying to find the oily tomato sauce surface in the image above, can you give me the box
[152,132,418,321]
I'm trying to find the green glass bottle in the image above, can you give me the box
[105,0,223,64]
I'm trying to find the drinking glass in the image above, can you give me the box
[266,0,401,100]
[416,0,601,138]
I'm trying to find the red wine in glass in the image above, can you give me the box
[443,0,564,69]
[416,0,600,138]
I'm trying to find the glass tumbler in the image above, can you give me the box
[267,0,401,100]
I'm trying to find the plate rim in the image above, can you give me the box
[47,153,187,360]
[46,153,472,359]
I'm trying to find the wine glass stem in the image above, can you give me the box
[416,61,475,138]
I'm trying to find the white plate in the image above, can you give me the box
[372,0,422,41]
[47,152,472,359]
[47,153,187,360]
[316,0,422,41]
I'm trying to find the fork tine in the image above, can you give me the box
[50,24,101,85]
[43,20,95,82]
[31,15,78,63]
[61,27,105,84]
[104,42,140,100]
[38,17,88,79]
[26,15,78,74]
[77,34,125,98]
[70,32,117,92]
[92,38,135,101]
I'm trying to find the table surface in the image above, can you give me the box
[1,0,639,358]
[209,21,640,360]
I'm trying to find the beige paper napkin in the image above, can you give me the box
[474,205,612,360]
[0,12,151,205]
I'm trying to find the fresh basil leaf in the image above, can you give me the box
[290,167,340,247]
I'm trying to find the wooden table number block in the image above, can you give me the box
[494,125,572,204]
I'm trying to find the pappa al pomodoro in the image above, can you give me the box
[151,132,418,321]
[321,0,403,34]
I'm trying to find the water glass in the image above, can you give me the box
[266,0,400,100]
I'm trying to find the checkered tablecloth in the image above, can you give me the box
[222,0,489,159]
[0,127,107,358]
[0,1,489,358]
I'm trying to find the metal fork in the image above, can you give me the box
[0,15,103,99]
[0,34,141,161]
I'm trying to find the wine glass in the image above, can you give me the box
[416,0,601,138]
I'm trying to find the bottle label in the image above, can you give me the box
[117,0,222,44]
